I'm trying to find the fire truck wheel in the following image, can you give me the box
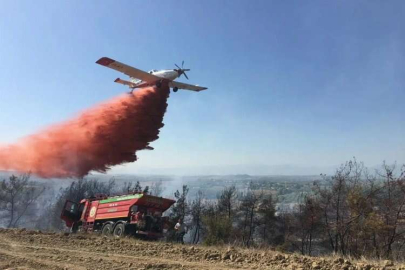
[101,223,113,236]
[113,223,126,238]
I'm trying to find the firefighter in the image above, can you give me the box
[174,218,186,244]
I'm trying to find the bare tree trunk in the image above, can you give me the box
[8,196,15,228]
[246,205,255,247]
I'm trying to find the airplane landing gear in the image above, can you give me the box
[173,87,178,92]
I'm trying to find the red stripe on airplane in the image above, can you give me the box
[96,57,115,66]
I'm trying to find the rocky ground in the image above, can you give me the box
[0,228,403,270]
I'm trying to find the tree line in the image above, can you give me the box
[1,159,404,260]
[169,159,405,260]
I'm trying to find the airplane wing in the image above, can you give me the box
[96,57,160,82]
[169,81,208,92]
[114,78,136,88]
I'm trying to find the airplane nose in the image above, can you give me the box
[174,62,190,79]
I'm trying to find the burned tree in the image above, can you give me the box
[122,180,143,194]
[237,182,263,247]
[201,202,233,245]
[217,185,238,220]
[0,174,45,228]
[171,185,189,221]
[372,163,405,259]
[256,193,277,246]
[190,190,205,244]
[150,180,165,197]
[313,160,366,255]
[295,194,322,255]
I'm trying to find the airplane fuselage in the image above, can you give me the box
[131,69,179,86]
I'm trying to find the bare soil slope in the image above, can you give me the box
[0,229,402,270]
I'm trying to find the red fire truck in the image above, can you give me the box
[61,192,175,239]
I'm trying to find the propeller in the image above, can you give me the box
[174,61,190,80]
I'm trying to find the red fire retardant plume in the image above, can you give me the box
[0,86,170,178]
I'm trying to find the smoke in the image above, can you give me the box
[0,85,170,178]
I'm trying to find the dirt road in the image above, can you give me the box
[0,229,402,270]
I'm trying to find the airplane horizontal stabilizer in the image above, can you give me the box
[114,78,135,88]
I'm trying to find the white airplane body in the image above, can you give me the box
[96,57,207,92]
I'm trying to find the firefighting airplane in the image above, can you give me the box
[96,57,208,93]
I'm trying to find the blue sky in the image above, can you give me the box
[0,1,404,175]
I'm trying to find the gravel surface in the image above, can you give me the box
[0,228,403,270]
